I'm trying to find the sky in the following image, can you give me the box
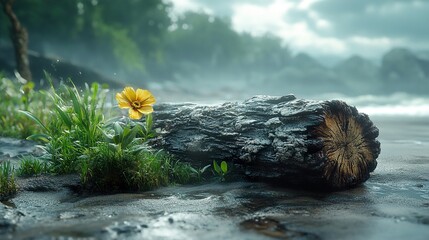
[168,0,429,62]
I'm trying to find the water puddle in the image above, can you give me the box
[0,137,37,158]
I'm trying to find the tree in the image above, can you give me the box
[166,12,243,69]
[240,33,291,72]
[1,0,32,81]
[0,0,171,82]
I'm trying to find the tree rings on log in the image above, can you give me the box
[314,101,380,189]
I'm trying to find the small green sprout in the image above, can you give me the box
[104,122,142,153]
[213,160,230,181]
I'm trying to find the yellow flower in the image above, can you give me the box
[116,87,156,120]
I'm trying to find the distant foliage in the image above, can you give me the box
[0,2,290,83]
[0,75,51,138]
[0,0,170,81]
[159,12,291,79]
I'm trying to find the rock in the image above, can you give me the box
[0,204,24,236]
[334,55,382,94]
[272,53,348,96]
[17,175,81,192]
[381,48,429,93]
[291,53,326,70]
[240,216,321,239]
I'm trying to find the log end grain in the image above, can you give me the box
[314,100,381,189]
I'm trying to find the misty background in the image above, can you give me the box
[0,0,428,115]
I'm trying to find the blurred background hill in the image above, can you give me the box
[1,0,428,101]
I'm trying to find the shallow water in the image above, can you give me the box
[1,115,428,239]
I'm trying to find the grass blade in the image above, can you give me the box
[18,110,49,133]
[27,133,51,143]
[53,105,72,129]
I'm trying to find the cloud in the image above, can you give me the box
[311,0,429,39]
[190,0,272,16]
[308,0,429,58]
[168,0,212,16]
[168,0,429,59]
[231,0,293,35]
[231,0,347,56]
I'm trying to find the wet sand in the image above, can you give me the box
[1,115,428,239]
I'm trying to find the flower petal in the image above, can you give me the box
[136,105,154,114]
[136,89,156,105]
[129,108,143,120]
[118,101,131,109]
[116,93,131,109]
[123,87,136,102]
[143,95,156,105]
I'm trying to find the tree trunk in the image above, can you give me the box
[1,0,32,81]
[151,95,380,190]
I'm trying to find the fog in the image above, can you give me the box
[0,0,428,114]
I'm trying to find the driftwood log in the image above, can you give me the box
[152,95,380,190]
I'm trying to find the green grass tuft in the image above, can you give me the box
[81,142,200,192]
[18,79,201,192]
[4,75,203,193]
[0,161,17,201]
[17,156,51,177]
[22,80,109,174]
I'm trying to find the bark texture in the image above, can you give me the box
[1,0,32,81]
[152,95,380,190]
